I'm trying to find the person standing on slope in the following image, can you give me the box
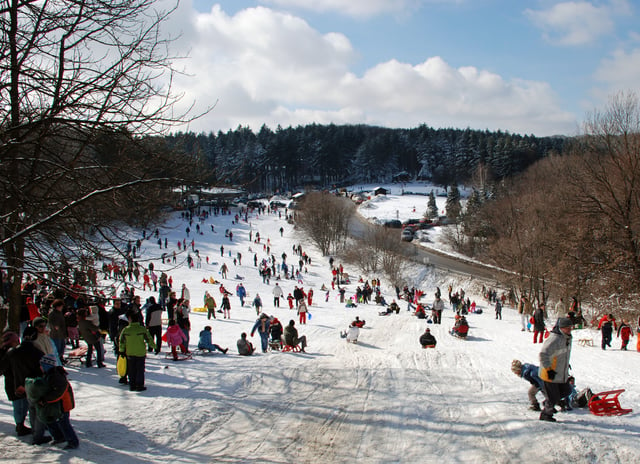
[538,317,574,422]
[431,295,444,324]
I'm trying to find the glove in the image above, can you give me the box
[547,369,556,380]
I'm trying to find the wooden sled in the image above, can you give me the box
[268,340,283,351]
[65,346,88,366]
[588,389,633,416]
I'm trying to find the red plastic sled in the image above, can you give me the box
[588,389,633,416]
[282,344,301,352]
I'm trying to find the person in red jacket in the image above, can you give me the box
[617,320,632,350]
[597,314,617,350]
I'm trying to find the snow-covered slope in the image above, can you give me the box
[2,191,639,464]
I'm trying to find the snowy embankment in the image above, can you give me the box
[1,191,639,464]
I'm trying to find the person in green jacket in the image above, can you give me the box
[119,311,155,392]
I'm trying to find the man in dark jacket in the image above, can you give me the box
[144,296,163,354]
[108,298,128,356]
[598,314,616,350]
[419,328,437,348]
[78,309,105,368]
[283,320,307,352]
[236,332,254,356]
[47,299,67,364]
[6,327,51,444]
[0,331,32,436]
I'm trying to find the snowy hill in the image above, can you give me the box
[2,190,639,464]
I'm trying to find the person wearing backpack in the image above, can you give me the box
[25,353,79,450]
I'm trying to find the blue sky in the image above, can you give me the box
[167,1,640,136]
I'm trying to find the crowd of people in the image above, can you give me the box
[2,199,640,456]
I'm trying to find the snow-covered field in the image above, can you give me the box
[2,185,639,463]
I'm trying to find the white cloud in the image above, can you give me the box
[259,0,424,18]
[592,48,640,100]
[524,1,625,46]
[172,4,576,136]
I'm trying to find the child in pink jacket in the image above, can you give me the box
[164,320,188,360]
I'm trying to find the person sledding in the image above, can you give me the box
[379,300,399,315]
[559,376,594,411]
[450,315,469,338]
[197,326,228,354]
[340,323,359,343]
[419,328,437,348]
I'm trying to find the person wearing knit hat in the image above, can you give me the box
[39,353,59,371]
[26,351,79,449]
[538,317,574,422]
[511,359,545,411]
[419,327,437,348]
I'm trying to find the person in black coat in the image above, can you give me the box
[144,297,163,354]
[1,331,32,436]
[6,327,51,444]
[269,317,284,344]
[419,328,437,348]
[532,303,546,344]
[108,298,128,355]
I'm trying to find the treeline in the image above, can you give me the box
[455,93,640,316]
[166,124,565,192]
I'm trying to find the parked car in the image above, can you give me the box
[401,228,414,242]
[413,230,431,242]
[402,218,421,228]
[383,220,402,229]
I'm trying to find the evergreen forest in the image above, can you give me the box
[166,124,566,192]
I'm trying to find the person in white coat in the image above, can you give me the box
[340,324,359,343]
[272,283,283,307]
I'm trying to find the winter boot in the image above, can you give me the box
[16,423,32,436]
[529,403,541,411]
[539,412,556,422]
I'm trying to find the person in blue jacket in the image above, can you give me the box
[236,283,247,307]
[197,327,228,354]
[511,359,545,411]
[251,313,271,353]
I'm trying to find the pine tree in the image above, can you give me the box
[446,185,462,222]
[427,191,439,219]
